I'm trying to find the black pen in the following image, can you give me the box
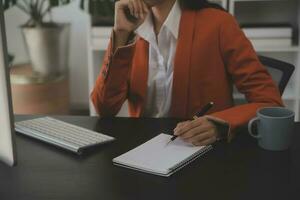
[167,102,214,145]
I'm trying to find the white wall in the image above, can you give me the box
[4,0,90,109]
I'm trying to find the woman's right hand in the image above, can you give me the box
[114,0,149,33]
[113,0,149,46]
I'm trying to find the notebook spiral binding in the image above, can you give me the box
[168,145,213,174]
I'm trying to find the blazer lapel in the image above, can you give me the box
[170,10,197,118]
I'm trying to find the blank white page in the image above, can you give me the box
[113,134,208,175]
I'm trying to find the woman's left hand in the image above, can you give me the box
[173,116,219,146]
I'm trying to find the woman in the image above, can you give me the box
[91,0,283,145]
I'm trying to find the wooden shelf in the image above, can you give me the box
[232,0,285,2]
[254,46,300,53]
[233,88,296,100]
[210,0,228,8]
[229,0,300,120]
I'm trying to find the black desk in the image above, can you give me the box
[0,116,300,200]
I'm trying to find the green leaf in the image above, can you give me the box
[49,0,72,7]
[49,0,59,7]
[8,53,14,65]
[2,0,18,10]
[60,0,70,5]
[80,0,84,10]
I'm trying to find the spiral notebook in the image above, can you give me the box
[113,134,212,177]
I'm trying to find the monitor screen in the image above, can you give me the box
[0,1,17,167]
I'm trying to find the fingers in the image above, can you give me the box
[141,0,150,14]
[193,136,217,146]
[133,0,142,18]
[174,117,206,136]
[128,0,135,16]
[128,0,147,19]
[174,121,190,132]
[173,117,218,146]
[185,130,216,145]
[180,123,212,140]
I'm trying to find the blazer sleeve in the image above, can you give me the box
[210,14,284,141]
[90,32,136,116]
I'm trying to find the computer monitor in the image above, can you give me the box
[0,1,17,166]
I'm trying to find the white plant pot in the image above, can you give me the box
[22,23,70,76]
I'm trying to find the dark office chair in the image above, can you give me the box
[258,55,295,96]
[234,56,295,105]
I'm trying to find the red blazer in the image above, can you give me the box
[91,8,283,141]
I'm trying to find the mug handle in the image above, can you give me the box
[248,117,261,139]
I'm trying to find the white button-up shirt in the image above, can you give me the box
[135,0,181,118]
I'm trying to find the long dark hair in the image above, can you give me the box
[178,0,226,11]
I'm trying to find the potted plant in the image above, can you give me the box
[80,0,114,26]
[3,0,73,76]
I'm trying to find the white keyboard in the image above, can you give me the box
[15,117,115,154]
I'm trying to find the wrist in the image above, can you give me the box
[206,117,229,141]
[112,29,133,51]
[113,28,132,39]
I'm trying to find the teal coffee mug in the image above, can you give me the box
[248,107,295,151]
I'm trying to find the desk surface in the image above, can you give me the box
[1,116,300,200]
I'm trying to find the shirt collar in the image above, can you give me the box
[163,0,181,39]
[135,0,181,40]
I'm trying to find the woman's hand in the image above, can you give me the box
[173,116,219,146]
[113,0,149,52]
[114,0,149,35]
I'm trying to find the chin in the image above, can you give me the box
[143,0,164,7]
